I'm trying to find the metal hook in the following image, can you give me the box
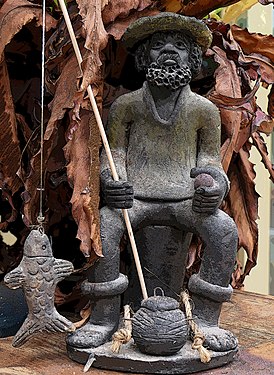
[153,287,165,297]
[38,225,44,235]
[37,215,45,224]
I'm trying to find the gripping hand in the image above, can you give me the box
[101,169,134,209]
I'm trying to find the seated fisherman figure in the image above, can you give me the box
[67,13,238,353]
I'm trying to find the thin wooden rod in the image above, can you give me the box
[58,0,148,300]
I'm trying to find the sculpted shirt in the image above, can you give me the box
[101,82,224,201]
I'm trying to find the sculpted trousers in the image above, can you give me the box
[89,199,238,289]
[67,198,238,350]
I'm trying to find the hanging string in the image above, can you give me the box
[37,0,46,225]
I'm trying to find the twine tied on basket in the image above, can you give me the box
[111,305,132,353]
[180,290,211,363]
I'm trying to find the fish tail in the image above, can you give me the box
[12,316,40,347]
[12,313,75,347]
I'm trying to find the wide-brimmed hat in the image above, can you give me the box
[122,12,212,52]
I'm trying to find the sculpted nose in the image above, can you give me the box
[162,43,176,52]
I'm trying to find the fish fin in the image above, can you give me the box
[4,267,25,289]
[12,316,40,347]
[45,311,75,333]
[53,259,74,281]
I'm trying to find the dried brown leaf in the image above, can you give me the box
[45,3,83,96]
[231,25,274,64]
[207,31,261,107]
[207,22,273,84]
[0,60,21,194]
[252,131,274,183]
[268,85,274,117]
[54,286,71,306]
[0,237,23,277]
[159,0,241,18]
[75,0,156,92]
[0,0,56,58]
[225,144,259,280]
[209,76,260,107]
[22,55,81,226]
[229,26,274,118]
[106,7,159,41]
[0,189,18,231]
[257,118,274,135]
[255,106,274,135]
[232,100,274,140]
[243,54,274,85]
[186,235,202,269]
[64,110,102,258]
[0,0,57,224]
[102,0,154,25]
[75,0,108,91]
[231,259,244,289]
[208,46,242,115]
[207,46,242,172]
[45,55,81,141]
[74,303,91,328]
[16,114,40,182]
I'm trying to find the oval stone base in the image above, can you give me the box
[67,340,238,374]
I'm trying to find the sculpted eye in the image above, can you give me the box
[152,41,164,49]
[42,244,47,250]
[175,41,186,49]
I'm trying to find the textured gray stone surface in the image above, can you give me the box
[67,12,238,372]
[67,340,238,374]
[4,229,75,347]
[123,225,191,309]
[132,295,188,355]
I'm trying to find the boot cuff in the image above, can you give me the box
[81,273,128,297]
[188,274,233,303]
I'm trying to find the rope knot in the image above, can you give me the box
[112,328,132,353]
[192,332,205,350]
[111,305,132,353]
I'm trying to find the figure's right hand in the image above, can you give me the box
[101,169,134,209]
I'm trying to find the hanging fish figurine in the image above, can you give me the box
[4,228,75,347]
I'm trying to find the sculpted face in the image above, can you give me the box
[134,30,203,82]
[145,32,192,90]
[148,33,190,68]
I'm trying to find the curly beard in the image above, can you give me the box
[146,61,192,90]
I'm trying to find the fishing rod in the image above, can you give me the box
[58,0,148,300]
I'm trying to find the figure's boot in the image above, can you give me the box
[188,273,238,352]
[66,273,128,349]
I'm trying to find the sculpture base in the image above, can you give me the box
[67,340,238,374]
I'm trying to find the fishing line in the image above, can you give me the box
[37,0,47,225]
[144,267,180,298]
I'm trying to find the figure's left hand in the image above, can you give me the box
[190,167,228,214]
